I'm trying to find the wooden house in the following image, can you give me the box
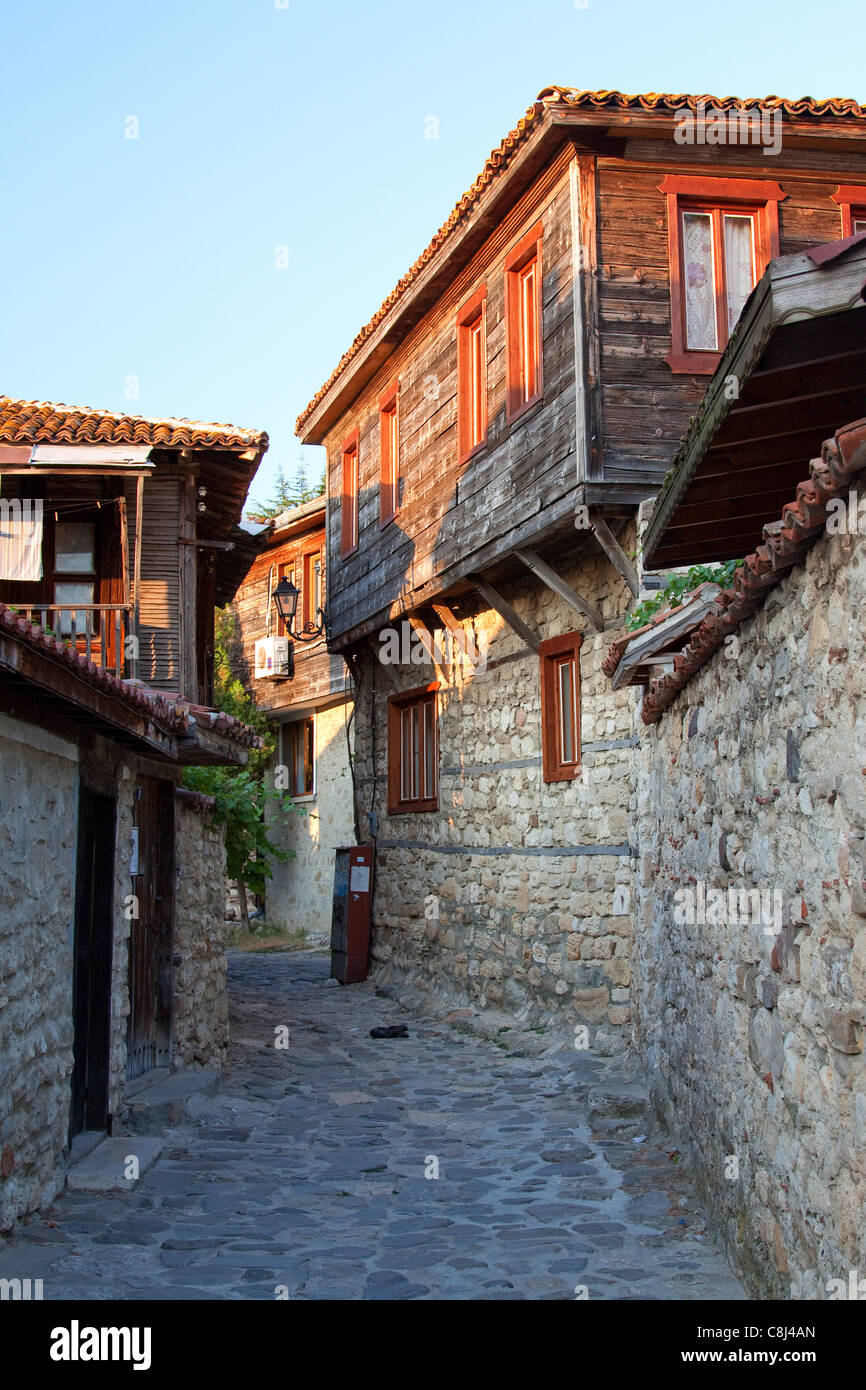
[296,88,866,1034]
[0,395,266,1229]
[229,496,355,939]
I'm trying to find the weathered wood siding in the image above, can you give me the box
[323,148,577,647]
[596,140,866,486]
[322,132,866,649]
[231,523,348,714]
[128,471,181,692]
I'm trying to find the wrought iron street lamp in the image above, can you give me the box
[272,577,327,642]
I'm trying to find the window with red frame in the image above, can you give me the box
[301,548,323,632]
[340,432,359,557]
[539,632,582,783]
[505,223,543,420]
[660,176,783,373]
[387,684,438,813]
[456,285,487,460]
[282,717,314,798]
[379,385,399,525]
[832,185,866,238]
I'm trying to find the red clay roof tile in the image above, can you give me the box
[0,396,268,452]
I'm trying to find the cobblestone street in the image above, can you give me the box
[0,952,745,1301]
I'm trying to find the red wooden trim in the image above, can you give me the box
[658,175,786,203]
[340,429,359,559]
[387,682,439,814]
[378,385,399,528]
[456,283,488,464]
[832,187,866,239]
[539,632,582,784]
[504,220,544,273]
[505,225,544,422]
[664,181,780,375]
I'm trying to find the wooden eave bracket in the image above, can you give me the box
[586,512,640,597]
[469,574,541,653]
[513,549,604,633]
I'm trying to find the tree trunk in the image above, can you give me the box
[236,879,252,932]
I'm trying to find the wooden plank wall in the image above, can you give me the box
[596,139,866,486]
[127,471,180,693]
[231,525,346,714]
[322,147,577,646]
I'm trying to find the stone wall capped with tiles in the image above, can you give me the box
[0,718,79,1230]
[633,524,866,1297]
[353,539,638,1049]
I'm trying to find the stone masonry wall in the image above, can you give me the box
[633,525,866,1297]
[0,718,79,1230]
[355,539,638,1049]
[265,700,356,942]
[173,797,229,1069]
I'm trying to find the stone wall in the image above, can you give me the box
[633,525,866,1296]
[0,717,79,1230]
[354,541,638,1047]
[173,795,229,1069]
[265,700,356,942]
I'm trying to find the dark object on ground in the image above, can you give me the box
[369,1025,409,1039]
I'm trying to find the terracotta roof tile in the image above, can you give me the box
[296,87,866,436]
[0,603,262,750]
[0,396,268,452]
[634,417,866,724]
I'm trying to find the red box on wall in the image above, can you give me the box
[330,845,373,983]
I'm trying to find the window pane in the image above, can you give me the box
[854,217,866,234]
[293,727,305,795]
[401,707,412,801]
[520,262,537,399]
[682,211,717,350]
[55,522,95,574]
[558,659,575,764]
[470,318,484,445]
[304,720,314,795]
[423,700,435,798]
[724,215,756,335]
[53,581,94,636]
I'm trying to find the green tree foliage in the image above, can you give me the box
[183,607,299,909]
[626,560,743,632]
[246,459,326,523]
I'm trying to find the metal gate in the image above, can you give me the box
[126,778,175,1080]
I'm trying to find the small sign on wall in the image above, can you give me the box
[129,827,139,876]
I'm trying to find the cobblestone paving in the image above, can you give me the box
[0,952,746,1300]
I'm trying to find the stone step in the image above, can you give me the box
[587,1080,650,1121]
[66,1137,163,1192]
[124,1069,220,1133]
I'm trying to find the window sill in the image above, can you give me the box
[387,799,439,815]
[379,511,399,531]
[458,437,488,468]
[542,764,583,785]
[340,544,359,560]
[507,392,543,427]
[665,350,721,375]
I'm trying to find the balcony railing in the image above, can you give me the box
[11,604,132,677]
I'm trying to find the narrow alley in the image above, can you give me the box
[0,952,744,1301]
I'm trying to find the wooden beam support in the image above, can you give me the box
[431,602,463,635]
[367,635,400,690]
[513,550,604,632]
[469,574,540,653]
[132,474,144,684]
[408,613,449,682]
[588,512,640,596]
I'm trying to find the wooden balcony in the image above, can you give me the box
[11,603,132,678]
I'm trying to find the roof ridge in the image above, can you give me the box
[296,86,866,437]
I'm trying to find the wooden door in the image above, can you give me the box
[70,789,117,1140]
[126,779,175,1080]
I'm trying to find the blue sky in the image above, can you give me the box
[2,0,862,511]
